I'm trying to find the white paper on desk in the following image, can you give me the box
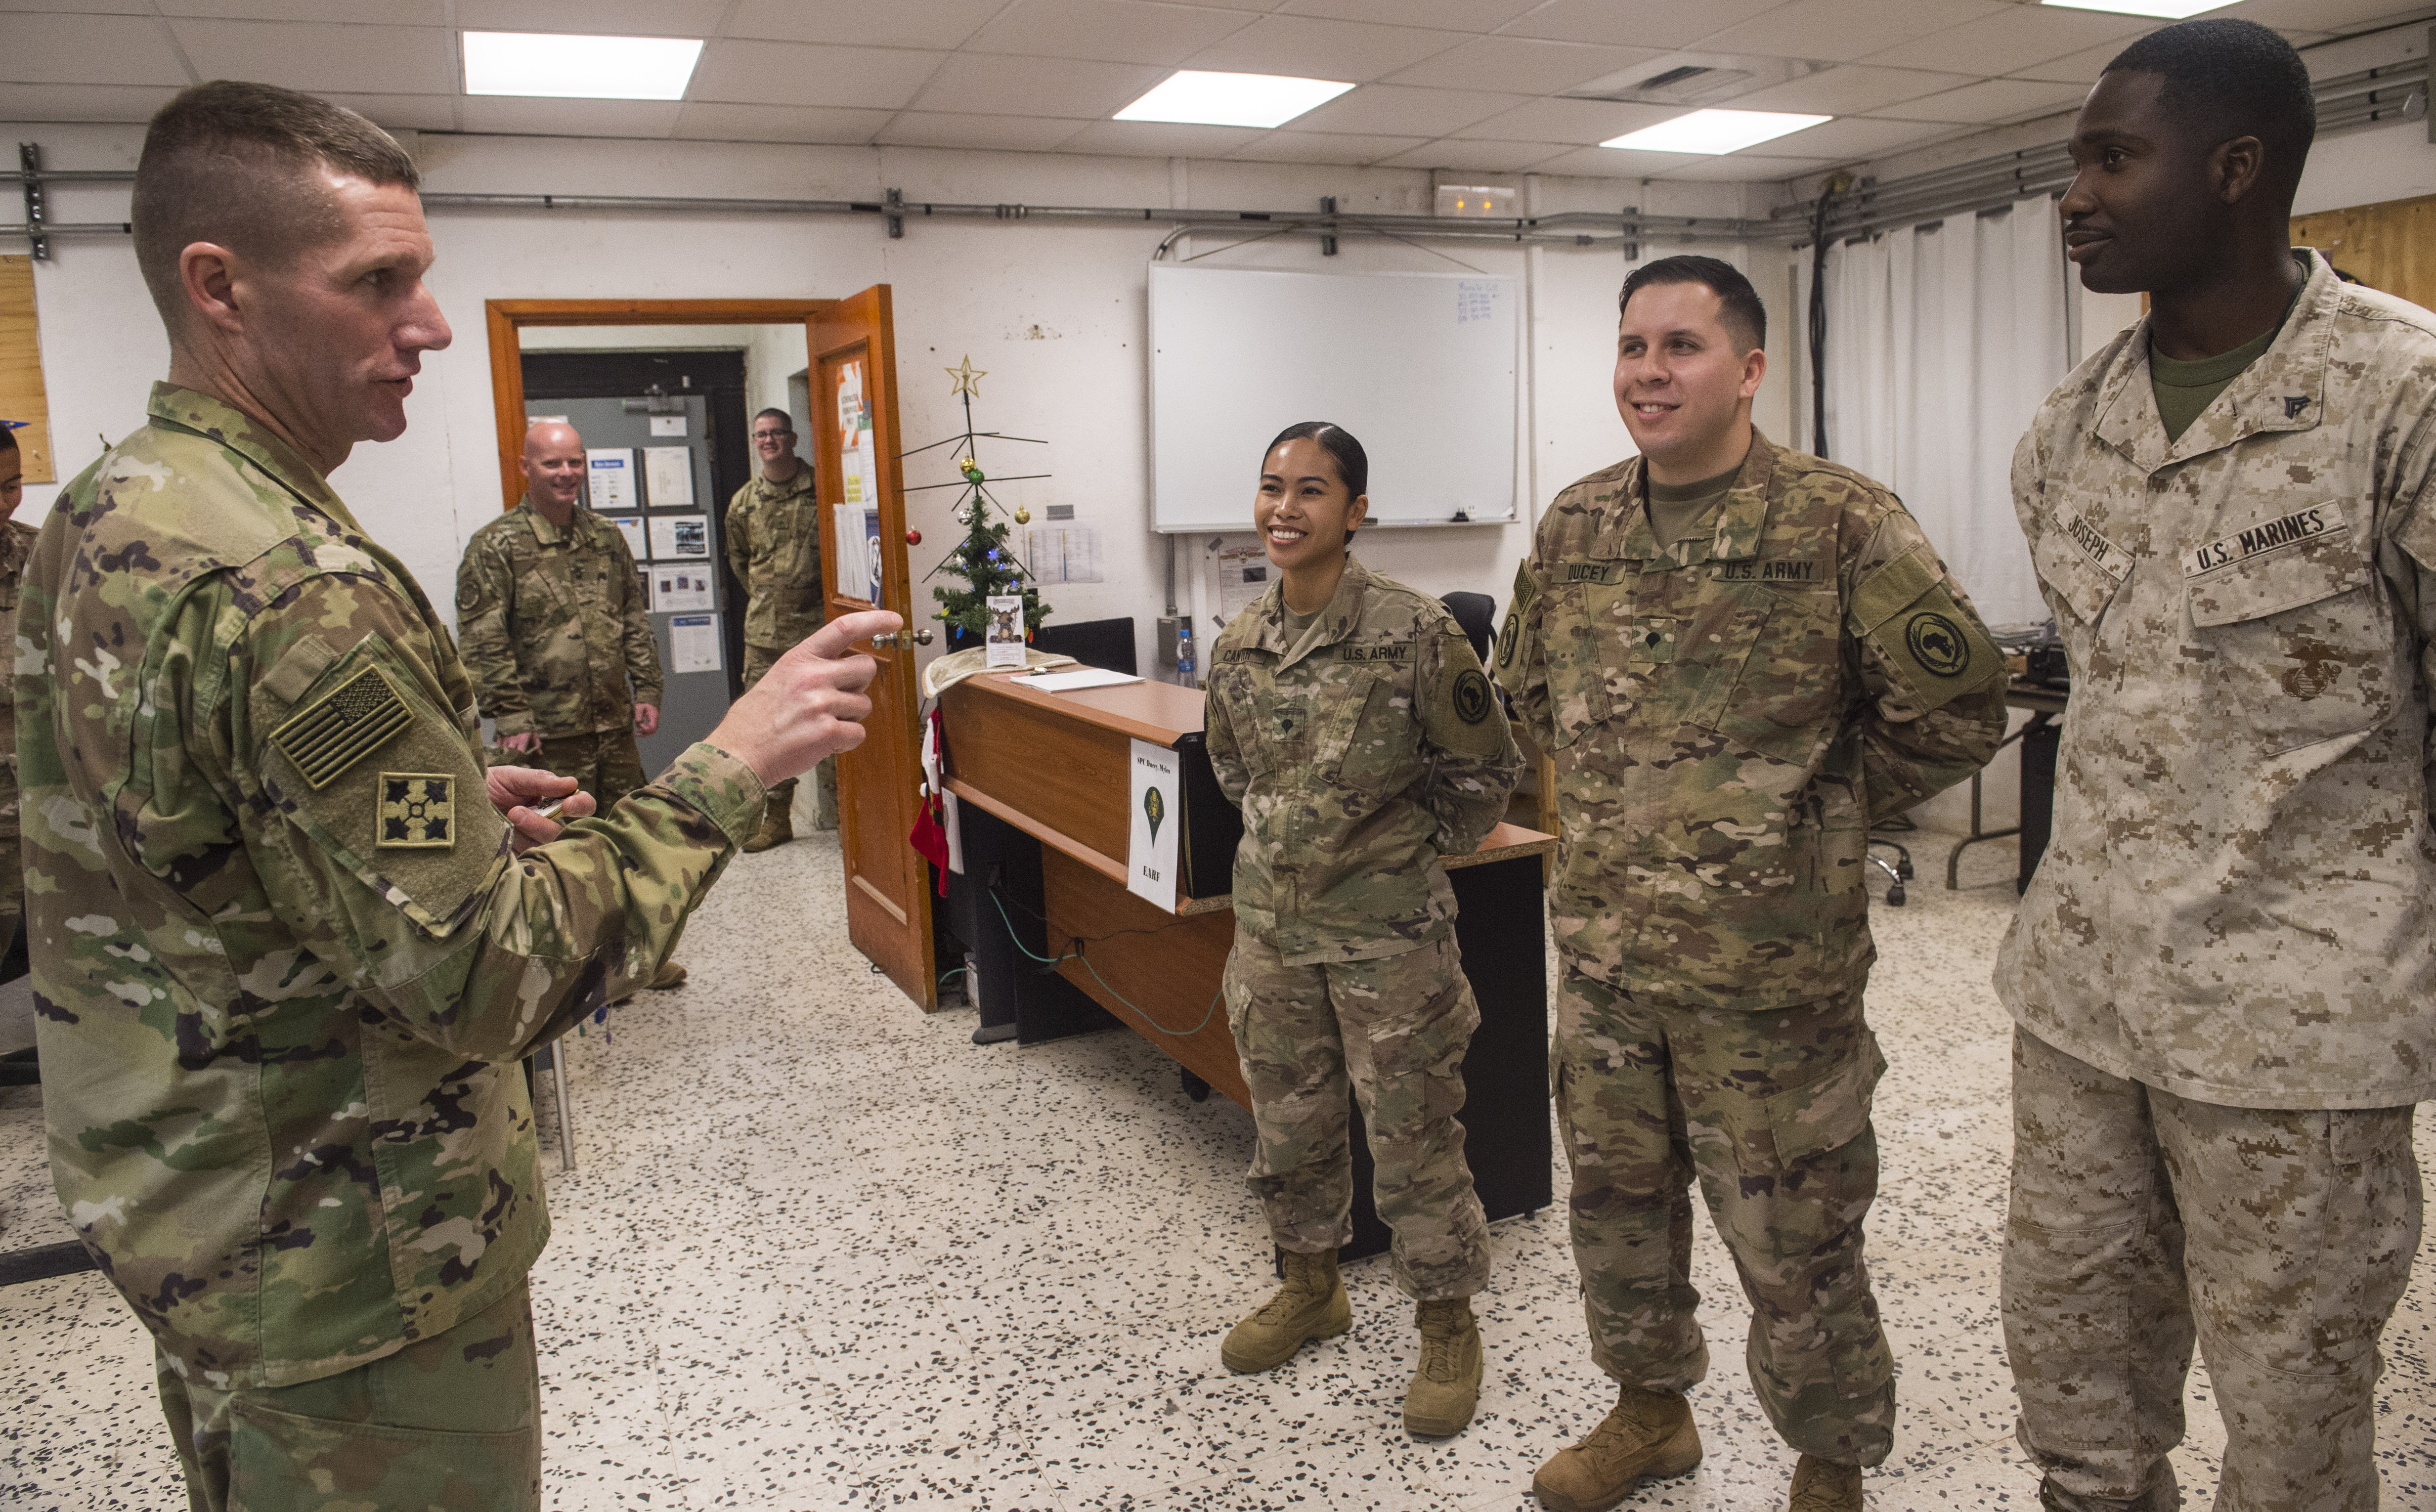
[1127,738,1181,913]
[644,446,695,507]
[649,513,710,560]
[669,614,722,674]
[585,449,635,512]
[1021,667,1139,692]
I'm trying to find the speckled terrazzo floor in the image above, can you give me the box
[2,829,2431,1511]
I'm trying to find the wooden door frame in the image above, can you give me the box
[484,298,833,512]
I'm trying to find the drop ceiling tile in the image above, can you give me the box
[0,14,188,85]
[690,39,944,109]
[2221,0,2436,27]
[317,93,460,133]
[1524,143,1704,179]
[1384,36,1665,94]
[1762,114,1962,159]
[1873,77,2088,124]
[962,0,1259,66]
[1699,0,2008,65]
[1372,137,1574,172]
[1287,84,1529,135]
[1992,38,2127,85]
[1728,64,1976,116]
[1494,0,1788,52]
[456,97,684,137]
[673,102,895,144]
[169,20,454,94]
[1059,118,1265,155]
[1860,4,2152,76]
[724,0,1008,50]
[1182,14,1469,82]
[907,51,1167,118]
[1277,0,1542,29]
[1223,129,1430,164]
[0,83,180,120]
[1655,152,1838,182]
[455,0,729,35]
[1452,96,1678,145]
[874,111,1093,151]
[154,0,441,19]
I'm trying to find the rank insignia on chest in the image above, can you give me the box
[269,665,414,789]
[377,773,456,850]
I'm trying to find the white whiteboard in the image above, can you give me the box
[1148,264,1519,534]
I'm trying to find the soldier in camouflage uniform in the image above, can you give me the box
[0,426,34,954]
[727,406,833,849]
[1203,422,1521,1439]
[26,82,893,1512]
[1498,258,2004,1512]
[2001,26,2430,1512]
[459,419,689,989]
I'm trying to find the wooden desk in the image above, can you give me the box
[937,669,1558,1260]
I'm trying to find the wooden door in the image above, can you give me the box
[809,287,934,1009]
[2293,193,2436,311]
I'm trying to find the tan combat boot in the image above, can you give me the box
[1403,1296,1484,1436]
[740,794,793,854]
[1531,1384,1703,1512]
[1221,1249,1351,1373]
[647,959,688,991]
[1786,1455,1863,1511]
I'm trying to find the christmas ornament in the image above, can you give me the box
[906,529,922,545]
[946,356,987,397]
[1014,507,1031,524]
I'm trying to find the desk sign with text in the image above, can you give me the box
[1127,738,1182,912]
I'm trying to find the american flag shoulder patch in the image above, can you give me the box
[270,664,414,790]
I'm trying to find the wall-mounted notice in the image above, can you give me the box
[650,564,716,613]
[603,515,648,561]
[648,513,709,560]
[1025,524,1104,584]
[643,446,695,507]
[836,359,881,508]
[649,414,686,437]
[585,448,635,512]
[1126,738,1181,912]
[1216,543,1271,629]
[670,614,722,674]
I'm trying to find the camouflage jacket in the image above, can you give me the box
[1997,250,2436,1110]
[456,497,660,739]
[0,517,38,852]
[1205,557,1521,965]
[725,463,825,649]
[24,385,767,1390]
[1498,431,2004,1010]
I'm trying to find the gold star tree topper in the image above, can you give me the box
[946,355,986,396]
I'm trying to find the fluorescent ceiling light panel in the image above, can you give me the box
[1602,108,1830,155]
[1114,71,1354,129]
[462,31,704,100]
[2041,0,2230,16]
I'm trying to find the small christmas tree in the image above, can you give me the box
[913,357,1051,644]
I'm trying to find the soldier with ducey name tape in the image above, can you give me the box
[22,81,896,1511]
[1497,256,2004,1512]
[2001,21,2435,1512]
[1202,421,1521,1439]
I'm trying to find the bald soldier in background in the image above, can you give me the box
[23,80,895,1511]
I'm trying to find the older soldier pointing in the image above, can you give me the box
[21,80,895,1510]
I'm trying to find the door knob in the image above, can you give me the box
[871,627,933,649]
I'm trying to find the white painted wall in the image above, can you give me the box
[9,122,1784,680]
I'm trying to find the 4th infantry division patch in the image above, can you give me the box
[377,774,456,850]
[269,665,413,789]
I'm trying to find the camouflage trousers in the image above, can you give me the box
[1554,971,1895,1467]
[1225,931,1491,1300]
[156,1279,540,1512]
[2002,1028,2422,1512]
[741,642,838,829]
[536,728,650,810]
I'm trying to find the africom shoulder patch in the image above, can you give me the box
[269,665,414,790]
[377,773,457,850]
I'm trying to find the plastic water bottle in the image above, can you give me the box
[1176,622,1195,684]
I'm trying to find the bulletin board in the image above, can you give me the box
[1147,264,1519,533]
[2293,192,2436,312]
[0,256,54,484]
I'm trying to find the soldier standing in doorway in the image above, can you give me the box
[726,406,834,849]
[1498,255,2004,1512]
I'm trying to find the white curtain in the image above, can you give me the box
[1798,198,2069,627]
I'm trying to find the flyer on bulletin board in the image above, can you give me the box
[584,448,635,512]
[1127,739,1181,912]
